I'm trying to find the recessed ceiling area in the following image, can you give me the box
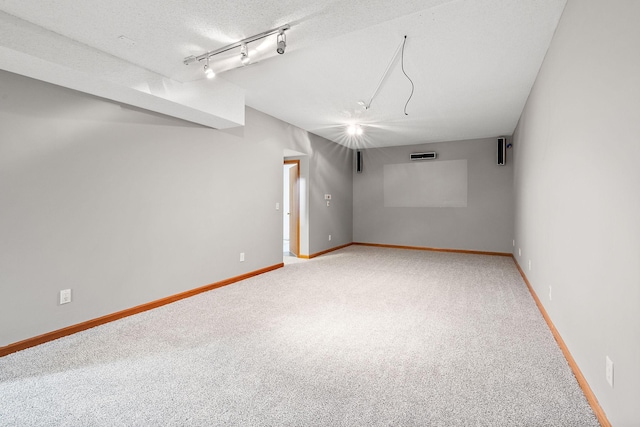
[0,0,567,148]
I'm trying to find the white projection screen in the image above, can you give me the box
[383,160,468,207]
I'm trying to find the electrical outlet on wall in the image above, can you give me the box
[59,289,72,305]
[606,356,614,387]
[528,260,532,271]
[240,252,245,262]
[328,234,332,241]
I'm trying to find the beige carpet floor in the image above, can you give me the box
[0,245,599,426]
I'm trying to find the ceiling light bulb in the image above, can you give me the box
[348,124,364,136]
[204,64,215,79]
[204,57,215,78]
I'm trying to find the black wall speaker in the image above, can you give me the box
[497,137,506,166]
[356,150,363,173]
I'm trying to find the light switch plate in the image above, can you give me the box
[59,289,71,305]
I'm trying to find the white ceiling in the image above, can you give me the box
[0,0,567,148]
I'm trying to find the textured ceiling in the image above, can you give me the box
[0,0,567,148]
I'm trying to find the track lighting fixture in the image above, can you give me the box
[240,43,251,65]
[184,24,290,78]
[277,30,286,54]
[204,57,215,78]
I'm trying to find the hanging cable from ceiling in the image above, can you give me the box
[348,35,415,137]
[401,35,414,115]
[357,35,415,115]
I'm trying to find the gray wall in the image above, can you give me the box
[0,70,352,347]
[353,138,514,253]
[309,139,353,254]
[512,0,640,425]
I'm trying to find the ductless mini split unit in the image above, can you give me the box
[410,152,437,161]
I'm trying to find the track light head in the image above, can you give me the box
[277,32,286,54]
[204,57,215,78]
[277,40,286,54]
[240,43,251,65]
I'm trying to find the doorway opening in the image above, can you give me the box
[284,160,300,258]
